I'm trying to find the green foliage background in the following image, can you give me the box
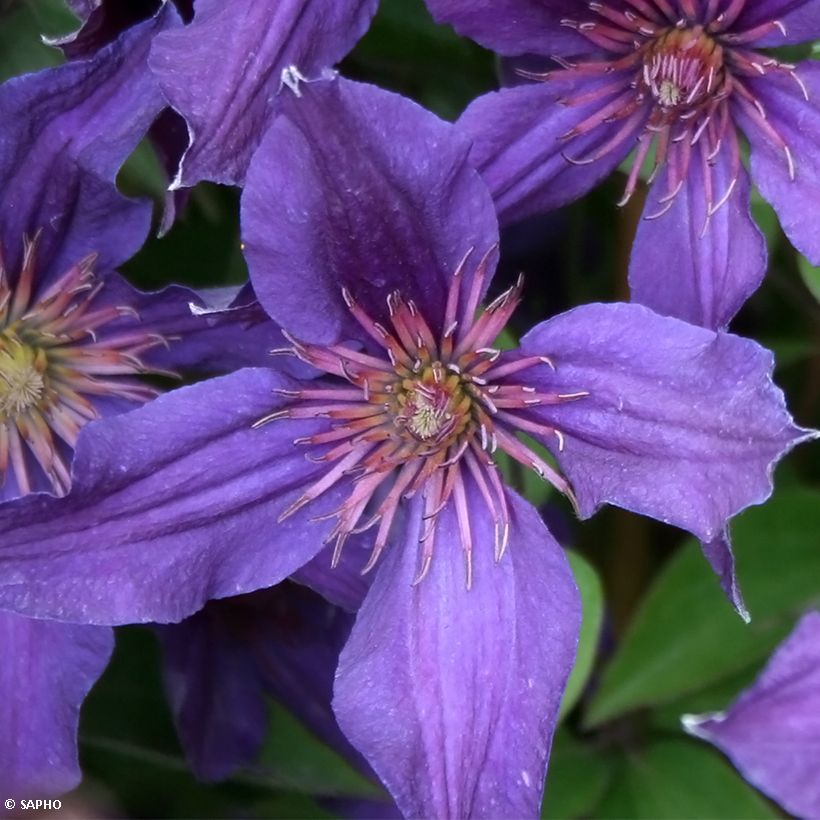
[3,0,818,817]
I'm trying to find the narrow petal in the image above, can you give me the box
[734,0,820,45]
[457,77,645,227]
[738,63,820,265]
[334,488,581,819]
[0,368,350,625]
[0,612,113,797]
[700,531,750,622]
[629,153,766,329]
[423,0,596,57]
[519,303,813,544]
[242,77,499,343]
[0,5,178,280]
[684,611,820,820]
[149,0,379,187]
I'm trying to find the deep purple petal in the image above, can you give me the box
[0,5,177,281]
[149,0,378,187]
[0,368,352,625]
[334,488,581,818]
[519,303,812,543]
[423,0,595,57]
[700,531,749,622]
[739,63,820,265]
[0,612,113,797]
[242,77,499,343]
[293,544,371,613]
[629,152,766,329]
[733,0,820,45]
[685,611,820,819]
[457,77,645,227]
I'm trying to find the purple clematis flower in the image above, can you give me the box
[0,77,811,816]
[428,0,820,330]
[684,611,820,820]
[148,0,379,187]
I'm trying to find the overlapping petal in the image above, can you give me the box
[0,5,177,281]
[519,302,812,544]
[0,612,113,797]
[735,0,820,45]
[739,63,820,265]
[149,0,379,187]
[685,611,820,820]
[334,488,580,819]
[456,75,646,227]
[242,77,499,343]
[629,149,766,330]
[0,368,350,625]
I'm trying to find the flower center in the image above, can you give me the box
[643,27,724,112]
[0,334,45,417]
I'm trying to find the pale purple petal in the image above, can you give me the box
[519,302,813,543]
[457,76,646,227]
[0,612,113,797]
[149,0,378,187]
[739,63,820,265]
[334,489,581,818]
[0,5,177,281]
[0,368,351,625]
[242,77,499,343]
[734,0,820,45]
[700,531,750,622]
[629,151,766,329]
[423,0,595,57]
[685,611,820,820]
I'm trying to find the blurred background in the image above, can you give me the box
[3,0,819,816]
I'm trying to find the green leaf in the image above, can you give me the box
[586,488,820,726]
[541,731,612,819]
[559,552,604,719]
[596,739,777,819]
[797,253,820,303]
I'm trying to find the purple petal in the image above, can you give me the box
[0,368,352,625]
[734,0,820,45]
[149,0,378,187]
[457,77,646,227]
[629,152,766,329]
[684,611,820,820]
[700,532,750,623]
[423,0,595,57]
[333,489,581,818]
[0,612,113,796]
[293,544,371,613]
[158,584,364,782]
[242,77,499,343]
[739,63,820,265]
[0,5,177,281]
[519,302,813,543]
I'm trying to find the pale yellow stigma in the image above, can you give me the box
[0,342,45,418]
[657,79,681,107]
[408,392,446,440]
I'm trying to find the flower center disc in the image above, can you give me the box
[643,27,724,111]
[395,368,471,446]
[0,333,46,418]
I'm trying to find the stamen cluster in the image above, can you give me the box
[0,235,168,495]
[531,0,808,230]
[258,249,588,586]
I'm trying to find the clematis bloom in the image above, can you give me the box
[684,611,820,820]
[429,0,820,329]
[0,77,811,816]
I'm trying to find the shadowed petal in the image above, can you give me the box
[0,5,178,281]
[149,0,378,187]
[735,0,820,45]
[457,77,646,227]
[519,303,813,544]
[423,0,596,57]
[739,63,820,265]
[242,77,499,343]
[684,611,820,819]
[0,368,350,625]
[334,488,580,819]
[629,150,766,329]
[0,612,113,797]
